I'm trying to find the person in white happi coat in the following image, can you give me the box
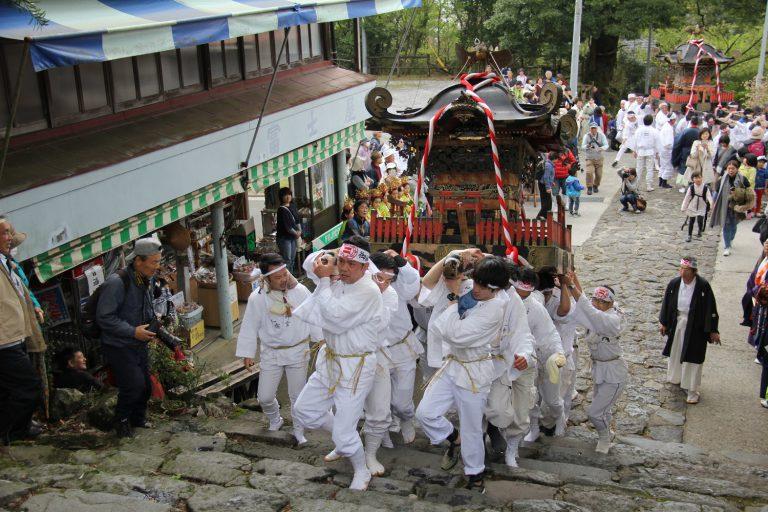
[485,260,536,468]
[511,269,566,443]
[291,236,385,491]
[537,267,579,435]
[236,253,321,440]
[564,271,626,454]
[612,110,638,167]
[634,114,661,192]
[376,250,422,447]
[415,256,508,490]
[615,100,627,142]
[360,252,400,476]
[659,112,677,189]
[419,249,482,385]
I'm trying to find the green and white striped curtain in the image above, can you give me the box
[33,175,244,282]
[248,122,365,189]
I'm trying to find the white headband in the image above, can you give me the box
[263,264,287,277]
[592,286,615,302]
[511,280,536,292]
[338,243,370,264]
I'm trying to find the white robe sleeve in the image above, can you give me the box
[433,300,503,349]
[574,295,622,337]
[392,263,420,302]
[295,277,383,335]
[528,299,564,357]
[503,292,536,365]
[235,292,264,359]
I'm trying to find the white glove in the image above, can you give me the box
[546,353,567,384]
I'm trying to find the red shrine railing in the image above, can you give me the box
[370,208,572,252]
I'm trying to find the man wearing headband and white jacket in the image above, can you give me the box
[359,251,405,477]
[563,271,626,454]
[485,259,536,468]
[291,236,385,491]
[235,253,321,442]
[418,249,482,386]
[416,256,508,491]
[374,250,423,451]
[537,267,579,435]
[510,269,566,443]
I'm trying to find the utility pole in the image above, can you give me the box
[644,26,653,94]
[569,0,583,95]
[758,0,768,85]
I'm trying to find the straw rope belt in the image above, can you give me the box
[320,343,373,395]
[424,353,498,394]
[272,336,311,350]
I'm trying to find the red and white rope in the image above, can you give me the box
[402,71,516,258]
[685,39,723,111]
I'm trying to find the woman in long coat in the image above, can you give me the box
[659,257,720,404]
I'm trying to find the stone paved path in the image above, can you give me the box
[566,179,721,445]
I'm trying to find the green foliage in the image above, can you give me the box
[148,341,205,402]
[3,0,48,25]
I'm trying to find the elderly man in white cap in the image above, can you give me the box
[97,237,163,438]
[655,102,669,130]
[612,110,638,169]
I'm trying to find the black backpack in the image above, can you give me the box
[80,269,130,339]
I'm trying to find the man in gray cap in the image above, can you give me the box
[97,237,162,438]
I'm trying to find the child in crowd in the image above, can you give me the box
[754,156,767,216]
[618,168,641,214]
[681,172,713,242]
[565,166,585,216]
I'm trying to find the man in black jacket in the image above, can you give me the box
[672,116,701,189]
[659,257,720,404]
[97,238,161,437]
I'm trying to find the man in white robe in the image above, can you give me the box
[565,271,627,454]
[512,270,566,443]
[537,268,579,435]
[292,236,385,490]
[659,112,677,188]
[236,253,321,441]
[485,262,536,468]
[415,256,508,491]
[612,111,638,168]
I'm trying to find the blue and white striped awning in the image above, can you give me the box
[0,0,421,71]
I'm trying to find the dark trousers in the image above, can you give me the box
[0,343,41,445]
[620,193,637,210]
[537,185,552,219]
[687,215,705,236]
[103,344,151,426]
[761,363,768,399]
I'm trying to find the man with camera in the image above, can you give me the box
[581,123,609,195]
[291,235,385,491]
[97,238,162,438]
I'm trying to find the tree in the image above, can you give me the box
[3,0,47,25]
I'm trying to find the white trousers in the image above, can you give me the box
[390,360,417,421]
[293,367,375,457]
[415,373,488,475]
[666,311,703,392]
[530,366,564,429]
[485,368,536,437]
[614,142,634,162]
[659,149,675,180]
[257,359,308,423]
[636,155,655,185]
[588,381,625,433]
[363,364,392,437]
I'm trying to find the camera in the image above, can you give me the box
[443,254,475,279]
[149,317,183,351]
[621,171,630,179]
[319,250,337,266]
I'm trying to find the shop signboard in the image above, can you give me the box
[312,221,344,251]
